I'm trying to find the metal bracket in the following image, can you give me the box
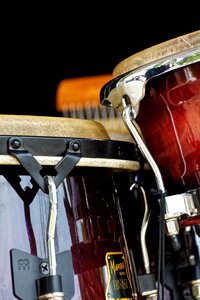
[10,249,75,300]
[8,137,81,194]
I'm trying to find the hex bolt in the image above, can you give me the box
[10,139,21,149]
[71,141,80,152]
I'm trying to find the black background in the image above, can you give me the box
[1,4,199,117]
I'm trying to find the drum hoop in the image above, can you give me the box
[0,136,141,171]
[100,46,200,114]
[0,135,138,159]
[113,30,200,77]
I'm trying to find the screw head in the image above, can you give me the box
[39,262,49,275]
[71,141,80,151]
[11,139,21,149]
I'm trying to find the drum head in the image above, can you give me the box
[113,30,200,78]
[0,114,110,139]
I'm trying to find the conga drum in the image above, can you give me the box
[0,115,144,300]
[100,31,200,299]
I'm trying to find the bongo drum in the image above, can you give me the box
[100,31,200,299]
[0,115,143,300]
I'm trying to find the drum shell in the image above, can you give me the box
[135,62,200,194]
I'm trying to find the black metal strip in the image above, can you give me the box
[0,136,140,161]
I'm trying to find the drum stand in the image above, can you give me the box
[122,105,165,300]
[122,105,200,300]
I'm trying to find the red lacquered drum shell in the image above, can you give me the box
[136,62,200,193]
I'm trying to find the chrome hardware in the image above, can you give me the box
[36,176,64,300]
